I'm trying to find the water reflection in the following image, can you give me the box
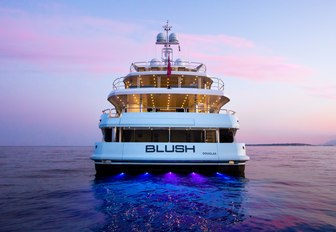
[92,172,249,231]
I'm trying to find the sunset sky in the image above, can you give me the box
[1,1,335,145]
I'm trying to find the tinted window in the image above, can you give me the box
[220,129,234,143]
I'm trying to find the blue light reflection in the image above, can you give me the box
[92,172,248,231]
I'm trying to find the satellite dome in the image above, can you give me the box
[150,58,161,66]
[156,33,166,43]
[174,58,184,66]
[169,33,178,43]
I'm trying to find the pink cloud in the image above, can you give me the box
[0,8,313,82]
[180,33,255,49]
[0,11,153,75]
[176,34,312,82]
[188,52,313,81]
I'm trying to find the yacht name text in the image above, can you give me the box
[145,145,196,153]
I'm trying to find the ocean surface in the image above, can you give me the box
[0,146,335,232]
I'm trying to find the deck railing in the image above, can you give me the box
[102,108,119,118]
[112,77,124,90]
[102,107,235,118]
[112,76,224,90]
[130,61,206,73]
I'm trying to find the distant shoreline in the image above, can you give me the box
[246,143,334,146]
[0,144,334,147]
[246,143,313,146]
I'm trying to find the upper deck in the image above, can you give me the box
[130,59,206,73]
[112,66,224,91]
[106,22,229,115]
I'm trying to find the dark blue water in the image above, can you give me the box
[0,146,335,232]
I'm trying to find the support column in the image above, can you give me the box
[168,128,171,142]
[137,77,140,88]
[119,128,122,142]
[216,129,220,143]
[194,95,198,113]
[112,127,117,142]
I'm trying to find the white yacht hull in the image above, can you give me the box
[91,142,248,175]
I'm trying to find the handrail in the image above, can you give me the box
[130,60,206,73]
[112,77,124,90]
[111,76,224,91]
[211,77,225,91]
[219,109,236,115]
[102,107,236,117]
[102,108,119,118]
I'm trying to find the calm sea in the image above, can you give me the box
[0,146,335,232]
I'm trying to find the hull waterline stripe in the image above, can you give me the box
[94,161,246,166]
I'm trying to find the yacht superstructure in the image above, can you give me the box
[91,22,249,175]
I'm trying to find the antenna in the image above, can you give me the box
[156,21,180,63]
[163,20,172,47]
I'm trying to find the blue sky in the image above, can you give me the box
[0,0,335,145]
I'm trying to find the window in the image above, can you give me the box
[104,128,236,143]
[170,130,187,142]
[122,129,134,142]
[134,130,152,142]
[102,127,120,142]
[103,128,112,142]
[122,129,169,142]
[186,130,203,142]
[205,130,217,143]
[152,130,169,142]
[219,129,235,143]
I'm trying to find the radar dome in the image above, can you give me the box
[156,33,166,43]
[150,58,161,66]
[169,33,178,43]
[174,58,184,66]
